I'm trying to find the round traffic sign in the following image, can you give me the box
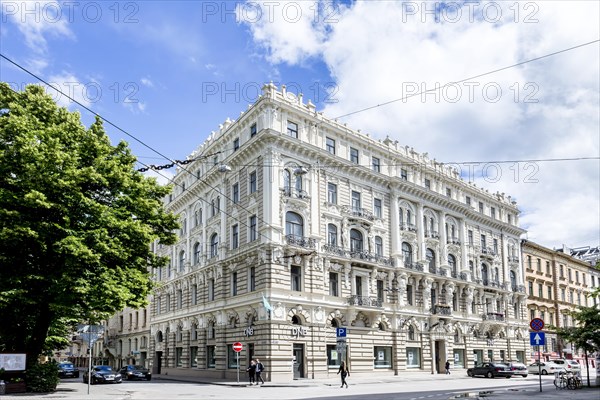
[530,318,544,331]
[233,342,243,352]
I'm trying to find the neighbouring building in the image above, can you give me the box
[522,240,599,363]
[123,84,528,382]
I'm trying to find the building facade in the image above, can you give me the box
[522,240,599,363]
[141,84,528,381]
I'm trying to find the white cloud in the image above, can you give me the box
[45,72,92,109]
[142,168,173,186]
[4,0,74,54]
[241,0,600,247]
[140,78,154,88]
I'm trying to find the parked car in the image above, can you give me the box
[57,362,79,378]
[506,362,528,377]
[527,361,564,375]
[550,359,581,372]
[82,365,122,384]
[118,365,152,381]
[467,362,513,378]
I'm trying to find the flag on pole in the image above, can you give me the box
[262,294,273,311]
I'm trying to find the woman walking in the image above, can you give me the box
[246,359,256,385]
[337,361,349,388]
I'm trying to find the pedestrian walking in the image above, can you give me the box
[246,359,256,385]
[337,361,349,388]
[255,359,265,385]
[445,360,451,375]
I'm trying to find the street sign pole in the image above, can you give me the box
[538,345,542,392]
[236,351,239,384]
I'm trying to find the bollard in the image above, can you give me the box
[0,380,5,395]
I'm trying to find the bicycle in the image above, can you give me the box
[554,371,567,389]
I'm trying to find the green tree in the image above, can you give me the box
[0,83,178,368]
[552,306,600,354]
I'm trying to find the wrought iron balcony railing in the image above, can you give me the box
[425,230,440,239]
[285,234,316,249]
[399,223,417,232]
[322,244,394,266]
[282,188,310,199]
[432,304,452,315]
[482,312,505,322]
[447,237,461,245]
[404,261,424,272]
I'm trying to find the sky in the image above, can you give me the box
[1,0,599,250]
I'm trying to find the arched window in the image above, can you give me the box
[448,254,457,275]
[295,174,302,192]
[407,209,412,225]
[469,260,474,275]
[399,208,404,226]
[156,331,163,343]
[210,234,218,258]
[292,315,301,325]
[402,242,413,265]
[426,248,435,272]
[510,270,517,291]
[375,236,383,256]
[179,250,185,272]
[194,208,202,227]
[331,318,340,328]
[327,224,337,246]
[285,212,304,238]
[193,242,201,264]
[481,263,489,285]
[350,229,363,252]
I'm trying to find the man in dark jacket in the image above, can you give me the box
[255,359,265,385]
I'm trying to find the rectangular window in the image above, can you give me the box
[329,272,339,297]
[233,138,240,151]
[250,123,257,137]
[446,188,452,197]
[547,286,552,300]
[466,196,471,206]
[479,202,484,213]
[546,261,551,274]
[575,271,579,283]
[377,280,384,303]
[528,281,533,295]
[326,137,336,154]
[538,283,543,298]
[291,266,301,291]
[350,147,359,164]
[249,215,257,242]
[249,171,257,193]
[191,284,197,305]
[249,266,256,292]
[232,183,239,204]
[327,183,337,204]
[374,346,392,369]
[406,284,413,306]
[530,309,535,320]
[372,156,381,172]
[227,345,238,369]
[560,265,564,277]
[493,239,498,255]
[508,214,512,224]
[424,178,431,189]
[351,191,361,210]
[287,121,298,138]
[568,269,572,281]
[401,168,408,180]
[176,347,183,367]
[561,288,565,301]
[491,207,496,219]
[208,279,215,301]
[327,344,342,368]
[232,271,238,296]
[468,230,473,245]
[190,346,198,368]
[406,347,421,368]
[231,224,239,249]
[480,234,487,249]
[374,198,382,218]
[207,346,216,368]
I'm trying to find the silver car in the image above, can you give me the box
[527,361,564,375]
[550,359,581,372]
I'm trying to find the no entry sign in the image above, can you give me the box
[233,342,243,352]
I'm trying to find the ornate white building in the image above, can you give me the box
[146,83,529,381]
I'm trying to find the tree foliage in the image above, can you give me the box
[0,83,178,367]
[552,306,600,353]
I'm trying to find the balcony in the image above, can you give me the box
[404,261,424,272]
[432,304,452,315]
[399,223,417,232]
[482,312,505,322]
[425,230,440,239]
[282,187,310,200]
[447,237,461,245]
[322,244,394,266]
[285,234,316,249]
[480,247,497,257]
[348,295,382,308]
[342,206,375,221]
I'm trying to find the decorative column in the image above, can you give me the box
[390,192,400,256]
[439,212,447,263]
[417,203,425,260]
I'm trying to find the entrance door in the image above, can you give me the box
[434,340,446,373]
[293,344,304,379]
[154,351,162,375]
